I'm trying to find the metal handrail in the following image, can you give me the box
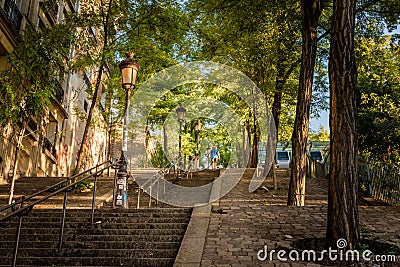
[0,160,117,267]
[0,161,112,215]
[134,160,177,209]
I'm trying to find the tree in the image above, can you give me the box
[0,21,74,203]
[288,0,324,206]
[71,0,189,173]
[187,0,302,168]
[309,125,330,142]
[326,0,359,249]
[357,34,400,167]
[72,0,114,174]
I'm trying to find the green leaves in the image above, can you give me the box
[357,34,400,167]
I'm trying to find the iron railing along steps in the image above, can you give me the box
[0,175,115,209]
[0,207,192,266]
[0,161,193,267]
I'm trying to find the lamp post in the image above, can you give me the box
[115,52,139,208]
[206,146,211,169]
[176,104,186,178]
[195,120,202,170]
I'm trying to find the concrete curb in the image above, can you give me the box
[173,204,211,267]
[174,172,223,267]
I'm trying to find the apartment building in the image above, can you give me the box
[0,0,108,183]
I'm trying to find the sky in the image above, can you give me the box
[310,109,329,133]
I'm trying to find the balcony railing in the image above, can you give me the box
[54,80,64,104]
[43,137,57,158]
[4,0,23,32]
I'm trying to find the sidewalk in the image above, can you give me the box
[181,168,400,267]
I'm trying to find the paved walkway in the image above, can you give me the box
[178,168,400,267]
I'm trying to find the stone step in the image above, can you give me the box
[1,221,187,232]
[1,247,179,258]
[1,216,190,224]
[1,208,192,220]
[0,240,181,250]
[0,256,175,267]
[0,221,189,230]
[0,233,184,243]
[0,227,187,236]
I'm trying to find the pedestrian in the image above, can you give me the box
[210,146,220,171]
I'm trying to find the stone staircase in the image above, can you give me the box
[130,168,220,208]
[0,170,202,267]
[0,208,192,266]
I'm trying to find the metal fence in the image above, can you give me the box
[304,152,400,206]
[306,150,330,179]
[359,158,400,206]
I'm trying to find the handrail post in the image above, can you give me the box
[12,196,25,267]
[137,188,141,209]
[149,185,152,208]
[112,165,118,208]
[156,178,159,206]
[91,173,98,226]
[58,190,68,254]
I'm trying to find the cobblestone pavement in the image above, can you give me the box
[200,169,400,267]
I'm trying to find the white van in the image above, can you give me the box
[309,150,324,163]
[276,150,291,169]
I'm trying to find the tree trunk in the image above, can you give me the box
[74,64,104,174]
[326,0,359,250]
[163,125,168,157]
[271,59,285,136]
[288,0,323,206]
[8,121,27,204]
[249,114,258,168]
[73,0,113,175]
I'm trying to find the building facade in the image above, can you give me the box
[0,0,109,184]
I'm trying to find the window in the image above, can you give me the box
[84,100,88,112]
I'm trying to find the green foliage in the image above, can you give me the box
[76,180,94,191]
[187,0,302,109]
[0,19,74,129]
[309,125,330,142]
[357,34,400,167]
[150,142,169,168]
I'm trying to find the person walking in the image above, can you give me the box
[210,146,220,171]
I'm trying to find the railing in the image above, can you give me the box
[3,0,23,32]
[359,158,400,206]
[0,160,117,267]
[133,160,181,209]
[135,161,178,209]
[42,137,57,158]
[54,80,64,103]
[306,151,330,179]
[39,2,58,24]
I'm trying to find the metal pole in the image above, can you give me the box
[116,88,131,208]
[178,120,182,178]
[91,174,98,226]
[195,130,199,170]
[12,197,25,267]
[58,191,68,254]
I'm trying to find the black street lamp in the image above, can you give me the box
[176,104,186,178]
[115,52,139,208]
[195,120,202,170]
